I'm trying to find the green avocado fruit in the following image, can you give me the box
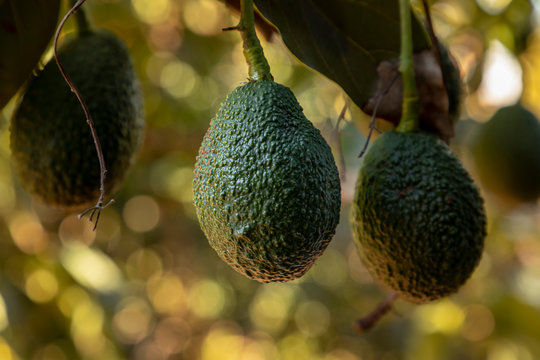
[472,104,540,205]
[193,80,341,283]
[10,30,144,208]
[351,130,486,303]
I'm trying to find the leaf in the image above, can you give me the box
[254,0,430,108]
[0,0,61,109]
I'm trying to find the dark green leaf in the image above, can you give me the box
[254,0,430,108]
[0,0,61,109]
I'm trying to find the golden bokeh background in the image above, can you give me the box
[1,0,540,359]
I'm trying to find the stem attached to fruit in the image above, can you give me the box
[54,0,113,230]
[396,0,420,133]
[225,0,273,81]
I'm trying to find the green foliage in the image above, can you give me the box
[254,0,430,109]
[193,80,341,283]
[472,104,540,204]
[0,0,60,108]
[351,130,486,303]
[10,30,144,208]
[254,1,467,141]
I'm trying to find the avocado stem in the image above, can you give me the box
[235,0,273,81]
[396,0,420,133]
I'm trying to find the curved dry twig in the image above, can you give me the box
[334,99,349,181]
[358,73,399,158]
[53,0,111,230]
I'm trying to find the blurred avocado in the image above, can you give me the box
[471,104,540,205]
[10,30,144,208]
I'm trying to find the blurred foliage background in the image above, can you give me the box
[1,0,540,359]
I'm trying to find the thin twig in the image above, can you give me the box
[335,100,348,181]
[358,73,399,158]
[54,0,113,230]
[421,0,448,92]
[222,25,240,32]
[354,292,399,334]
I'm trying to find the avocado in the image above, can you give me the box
[10,30,144,208]
[351,130,486,303]
[472,104,540,204]
[193,80,341,283]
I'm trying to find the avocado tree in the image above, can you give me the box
[0,0,539,359]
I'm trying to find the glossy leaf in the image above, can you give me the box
[254,0,430,108]
[0,0,61,109]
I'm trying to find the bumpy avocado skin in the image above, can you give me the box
[193,80,341,283]
[472,104,540,204]
[11,30,144,208]
[351,131,486,303]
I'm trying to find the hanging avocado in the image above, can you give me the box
[351,130,486,302]
[193,80,341,282]
[10,29,144,208]
[192,0,341,283]
[350,0,486,303]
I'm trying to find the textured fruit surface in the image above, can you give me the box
[472,104,540,204]
[193,80,341,283]
[11,30,144,208]
[351,131,486,303]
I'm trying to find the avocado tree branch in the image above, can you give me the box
[54,0,113,230]
[396,0,420,133]
[224,0,273,81]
